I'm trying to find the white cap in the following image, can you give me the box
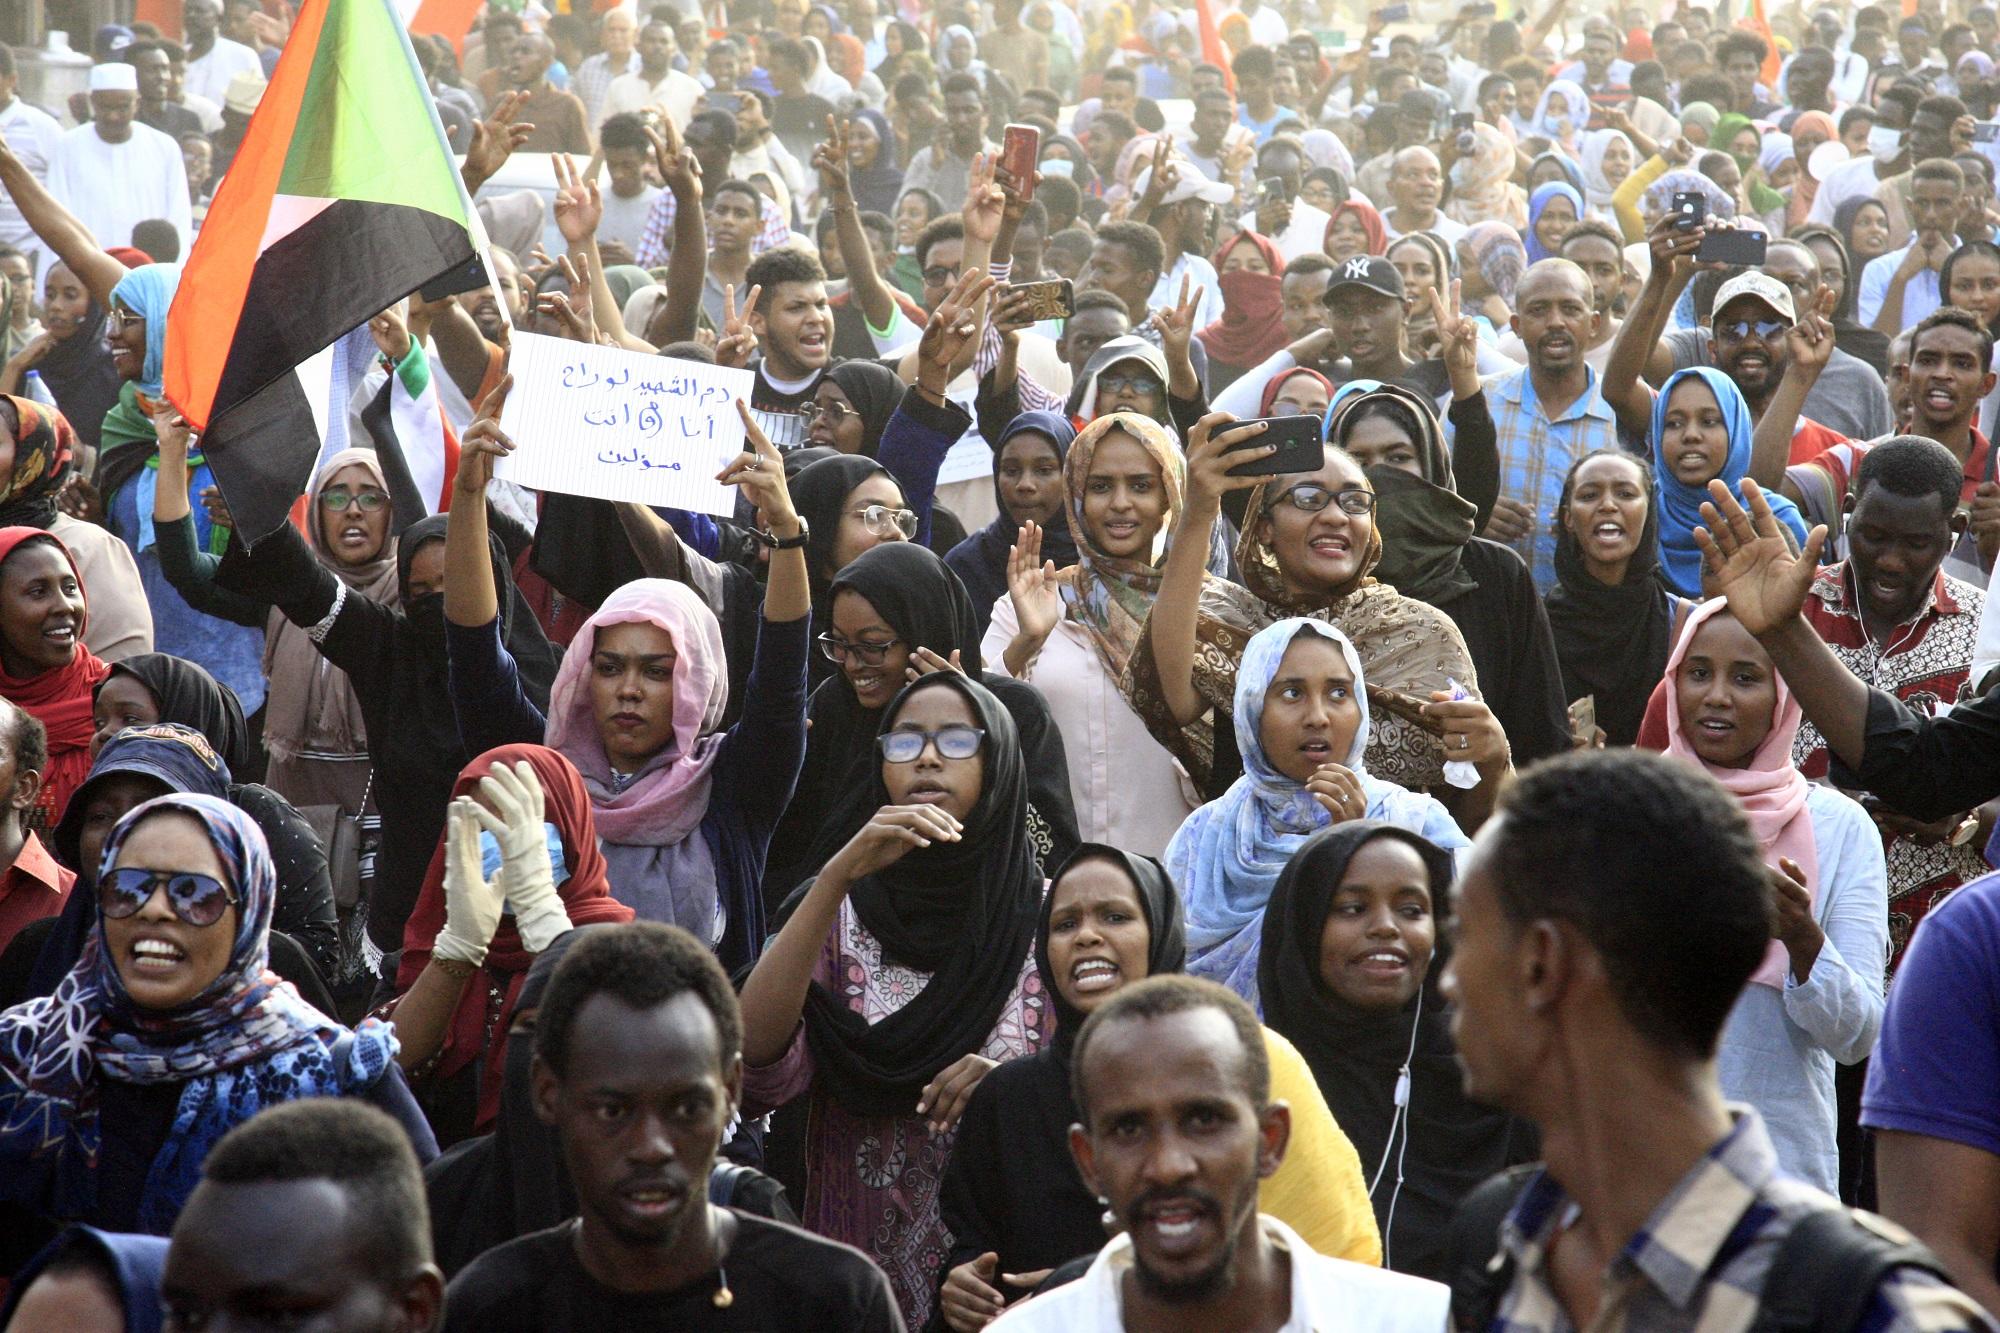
[1132,162,1236,206]
[1713,271,1795,323]
[88,62,139,93]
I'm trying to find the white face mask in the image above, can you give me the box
[1040,157,1076,178]
[1867,126,1903,159]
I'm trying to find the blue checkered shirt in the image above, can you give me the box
[1483,363,1622,591]
[1486,1108,1998,1333]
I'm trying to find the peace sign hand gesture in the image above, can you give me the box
[715,282,763,369]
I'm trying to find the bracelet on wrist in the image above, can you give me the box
[432,955,478,980]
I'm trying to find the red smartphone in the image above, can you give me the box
[999,123,1039,199]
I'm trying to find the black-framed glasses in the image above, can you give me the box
[851,503,919,538]
[1097,373,1164,396]
[817,632,902,664]
[879,724,985,763]
[99,866,241,928]
[1716,318,1788,342]
[1273,484,1377,515]
[320,487,388,512]
[923,264,962,286]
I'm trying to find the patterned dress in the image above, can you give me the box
[1795,562,1991,974]
[741,897,1050,1329]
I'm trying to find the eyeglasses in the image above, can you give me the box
[923,264,963,287]
[810,400,855,426]
[105,308,143,333]
[817,632,902,664]
[1272,484,1378,515]
[1716,318,1788,342]
[879,724,986,763]
[320,487,388,512]
[851,503,919,538]
[1097,373,1164,397]
[99,866,241,929]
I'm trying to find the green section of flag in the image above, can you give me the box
[275,0,467,223]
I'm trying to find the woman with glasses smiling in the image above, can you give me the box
[0,792,433,1266]
[1130,411,1513,829]
[740,672,1050,1327]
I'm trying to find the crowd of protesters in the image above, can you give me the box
[13,0,2000,1327]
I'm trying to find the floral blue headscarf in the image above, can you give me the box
[108,263,183,398]
[1526,181,1586,264]
[0,793,396,1232]
[1165,618,1467,1009]
[1650,366,1810,597]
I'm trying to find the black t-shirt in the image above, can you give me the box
[441,1213,906,1332]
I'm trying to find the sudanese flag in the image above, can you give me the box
[165,0,488,542]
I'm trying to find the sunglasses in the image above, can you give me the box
[1097,373,1164,396]
[923,264,963,287]
[851,503,919,538]
[99,866,240,928]
[817,632,902,665]
[879,724,985,763]
[320,487,388,512]
[1716,318,1788,342]
[1273,484,1378,515]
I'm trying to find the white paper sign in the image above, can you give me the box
[494,331,756,517]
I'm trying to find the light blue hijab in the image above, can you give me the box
[109,262,184,397]
[1650,366,1810,597]
[1526,181,1585,264]
[1166,618,1468,1010]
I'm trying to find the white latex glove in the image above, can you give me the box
[432,799,504,967]
[471,759,571,953]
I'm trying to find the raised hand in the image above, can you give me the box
[1430,279,1477,381]
[1422,692,1511,768]
[150,402,194,460]
[432,799,505,967]
[463,90,535,191]
[1138,134,1179,209]
[715,282,762,369]
[1007,521,1063,645]
[917,1052,997,1132]
[1971,480,2000,567]
[714,400,799,533]
[906,647,965,681]
[813,113,853,201]
[59,474,103,525]
[1693,478,1826,636]
[1782,292,1836,383]
[552,153,603,247]
[369,304,412,362]
[917,268,1000,380]
[830,803,966,881]
[962,152,1005,247]
[647,119,702,202]
[1185,411,1272,504]
[1647,207,1704,282]
[469,759,571,953]
[534,252,599,344]
[1149,273,1204,363]
[455,372,514,499]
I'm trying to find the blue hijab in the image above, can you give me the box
[0,1225,170,1333]
[1651,366,1810,597]
[1165,618,1468,1009]
[108,263,183,398]
[1526,181,1585,264]
[0,792,396,1232]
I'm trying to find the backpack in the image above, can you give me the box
[1445,1164,1957,1333]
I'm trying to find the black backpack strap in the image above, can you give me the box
[1446,1163,1545,1333]
[1750,1206,1957,1333]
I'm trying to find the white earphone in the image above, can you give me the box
[1368,988,1423,1270]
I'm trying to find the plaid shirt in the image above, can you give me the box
[1483,363,1622,592]
[634,192,791,268]
[1795,562,1990,973]
[572,50,639,126]
[1490,1108,1997,1333]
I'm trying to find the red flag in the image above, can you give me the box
[1195,0,1235,92]
[1741,0,1782,89]
[407,0,482,54]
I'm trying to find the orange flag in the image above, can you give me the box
[1195,0,1235,92]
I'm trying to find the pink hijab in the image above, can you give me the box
[1662,598,1817,989]
[545,579,729,845]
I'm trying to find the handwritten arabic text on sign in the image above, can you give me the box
[493,331,756,517]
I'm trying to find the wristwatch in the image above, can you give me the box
[1950,814,1982,847]
[753,515,810,551]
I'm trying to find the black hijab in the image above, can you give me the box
[945,410,1081,634]
[32,298,119,453]
[788,673,1042,1117]
[791,453,895,589]
[1542,450,1675,747]
[1328,382,1479,606]
[761,542,1079,907]
[95,653,252,774]
[1036,843,1184,1053]
[424,926,598,1276]
[824,358,906,460]
[1257,821,1528,1280]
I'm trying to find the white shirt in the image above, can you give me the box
[983,598,1199,858]
[184,37,264,106]
[45,121,191,251]
[987,1215,1450,1333]
[0,97,63,273]
[1808,155,1890,226]
[1150,252,1223,330]
[601,67,705,130]
[1244,4,1289,48]
[1858,238,1956,329]
[1383,210,1468,245]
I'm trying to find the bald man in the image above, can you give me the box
[481,33,589,154]
[1483,259,1621,588]
[1384,146,1467,242]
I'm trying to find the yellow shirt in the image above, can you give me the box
[1258,1027,1384,1267]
